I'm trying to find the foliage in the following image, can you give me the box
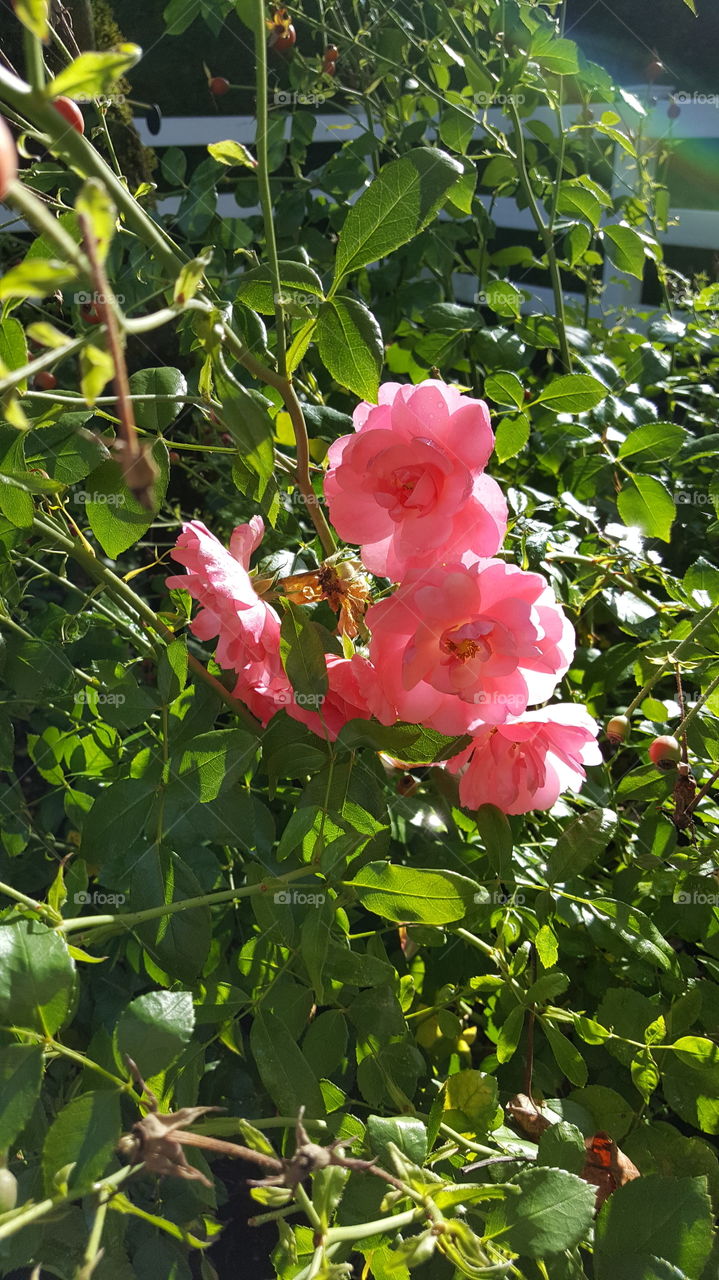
[0,1,717,1278]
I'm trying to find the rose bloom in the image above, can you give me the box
[166,517,290,725]
[365,560,575,735]
[446,705,602,814]
[286,653,374,741]
[324,380,508,579]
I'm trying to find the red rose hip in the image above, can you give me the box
[52,97,85,135]
[606,715,629,744]
[0,115,18,200]
[648,735,681,769]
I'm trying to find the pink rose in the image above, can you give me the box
[324,380,507,579]
[285,653,374,741]
[365,560,575,735]
[446,705,602,814]
[166,518,290,725]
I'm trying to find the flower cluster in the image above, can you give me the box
[168,381,600,812]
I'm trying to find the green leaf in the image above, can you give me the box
[0,259,77,301]
[158,639,188,704]
[535,923,559,970]
[531,32,580,75]
[47,45,142,98]
[367,1115,427,1166]
[85,437,169,558]
[250,1008,325,1117]
[0,920,76,1036]
[129,849,212,983]
[604,225,646,279]
[662,1037,719,1134]
[337,719,468,765]
[475,804,513,880]
[538,1122,586,1174]
[116,991,195,1078]
[208,139,256,168]
[591,899,675,971]
[333,147,463,283]
[315,297,383,402]
[217,380,275,503]
[42,1091,121,1194]
[535,374,608,414]
[236,261,324,314]
[444,1070,501,1132]
[129,368,187,433]
[542,1021,588,1087]
[495,413,530,462]
[618,422,685,465]
[486,1167,595,1257]
[548,808,617,883]
[280,601,330,703]
[14,0,49,40]
[173,246,213,305]
[348,863,478,925]
[300,898,333,1004]
[0,319,28,392]
[484,371,525,408]
[496,1004,526,1064]
[163,0,200,34]
[556,180,602,229]
[595,1176,713,1280]
[681,0,696,12]
[617,477,675,542]
[0,1045,44,1151]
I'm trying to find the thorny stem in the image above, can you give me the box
[75,1187,111,1280]
[78,209,156,509]
[57,866,315,936]
[0,1164,138,1245]
[4,178,88,272]
[674,671,719,742]
[509,101,572,374]
[253,0,287,375]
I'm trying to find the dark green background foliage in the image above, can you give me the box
[0,0,718,1277]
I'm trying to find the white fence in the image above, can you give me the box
[3,91,718,321]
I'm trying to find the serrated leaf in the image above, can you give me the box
[48,45,142,98]
[348,863,478,925]
[85,437,169,557]
[315,297,383,401]
[333,147,463,283]
[535,374,607,414]
[604,225,645,279]
[208,139,256,168]
[618,477,675,542]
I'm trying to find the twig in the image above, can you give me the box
[78,206,157,510]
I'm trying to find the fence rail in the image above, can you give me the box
[3,92,718,321]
